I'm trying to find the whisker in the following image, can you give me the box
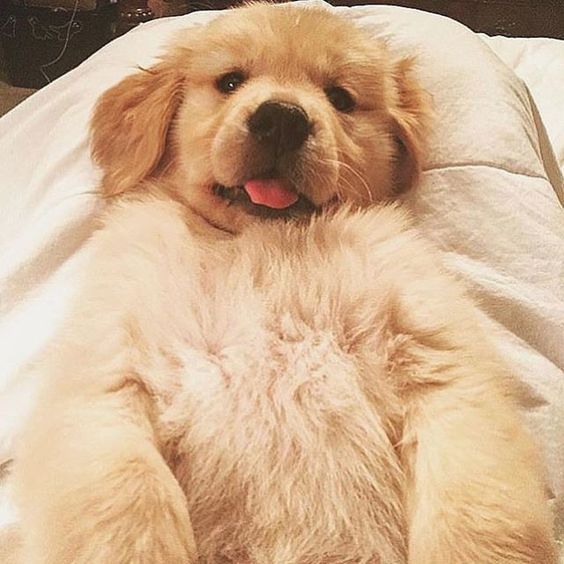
[324,158,373,204]
[316,157,370,203]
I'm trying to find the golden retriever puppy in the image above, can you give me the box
[11,3,556,564]
[89,1,428,229]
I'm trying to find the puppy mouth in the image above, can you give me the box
[213,179,317,219]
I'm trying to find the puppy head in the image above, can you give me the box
[91,3,430,231]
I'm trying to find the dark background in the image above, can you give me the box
[0,0,563,101]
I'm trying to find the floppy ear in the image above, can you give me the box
[91,61,184,197]
[389,57,432,193]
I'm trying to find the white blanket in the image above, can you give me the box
[0,0,563,549]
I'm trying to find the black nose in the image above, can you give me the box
[247,101,310,154]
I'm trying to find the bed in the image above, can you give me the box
[0,0,563,558]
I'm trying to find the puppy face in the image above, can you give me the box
[92,3,430,232]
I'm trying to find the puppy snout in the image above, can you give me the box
[247,101,311,155]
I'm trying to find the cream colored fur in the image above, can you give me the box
[13,197,556,563]
[11,3,556,563]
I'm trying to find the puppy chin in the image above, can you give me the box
[197,191,257,234]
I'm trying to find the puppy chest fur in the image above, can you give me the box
[116,202,413,562]
[14,197,555,564]
[64,197,543,563]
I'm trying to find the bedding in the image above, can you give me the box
[481,35,564,178]
[0,0,563,555]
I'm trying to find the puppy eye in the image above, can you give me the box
[325,86,355,113]
[216,71,246,94]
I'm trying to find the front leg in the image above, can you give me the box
[404,375,556,563]
[13,379,196,564]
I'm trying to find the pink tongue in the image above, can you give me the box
[244,179,298,209]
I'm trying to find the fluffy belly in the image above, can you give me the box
[149,317,406,563]
[129,208,413,562]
